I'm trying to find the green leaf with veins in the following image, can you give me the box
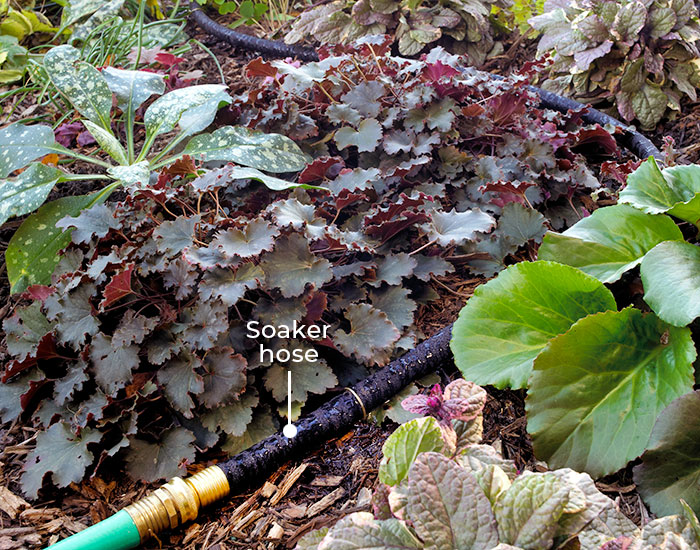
[21,422,102,499]
[81,120,128,165]
[102,67,166,112]
[182,126,309,173]
[199,263,263,306]
[538,204,683,283]
[44,284,99,350]
[0,123,56,178]
[156,353,205,418]
[126,428,195,482]
[144,84,232,139]
[334,118,383,152]
[261,233,333,297]
[494,472,574,549]
[199,349,247,408]
[527,308,696,478]
[0,163,62,226]
[451,261,616,389]
[379,417,443,486]
[369,286,417,330]
[89,333,140,395]
[619,157,700,224]
[318,512,422,550]
[405,452,499,550]
[3,302,52,361]
[214,218,279,258]
[6,183,120,294]
[43,45,113,129]
[634,390,700,517]
[222,404,279,455]
[640,241,700,327]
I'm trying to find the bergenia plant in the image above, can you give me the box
[0,44,309,294]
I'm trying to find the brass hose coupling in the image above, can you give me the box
[124,465,230,541]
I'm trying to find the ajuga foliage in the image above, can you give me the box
[531,0,700,129]
[298,380,700,550]
[285,0,510,61]
[1,37,623,498]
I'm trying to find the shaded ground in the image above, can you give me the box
[0,17,655,550]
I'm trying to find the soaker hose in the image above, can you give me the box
[188,2,661,159]
[45,12,662,550]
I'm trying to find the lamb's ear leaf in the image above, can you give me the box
[44,45,113,129]
[527,308,696,478]
[0,123,56,178]
[316,512,422,550]
[539,203,683,284]
[182,126,309,173]
[6,182,120,294]
[634,390,700,518]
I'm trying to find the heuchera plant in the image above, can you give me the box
[0,44,308,294]
[452,158,700,519]
[0,38,623,498]
[297,380,700,550]
[530,0,700,129]
[285,0,511,61]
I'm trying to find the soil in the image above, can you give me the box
[0,17,655,550]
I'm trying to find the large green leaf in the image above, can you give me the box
[6,182,120,294]
[102,67,165,112]
[43,45,113,129]
[641,241,700,327]
[378,416,444,486]
[182,126,309,173]
[450,261,616,389]
[143,84,232,139]
[0,163,62,226]
[404,452,499,550]
[526,308,696,478]
[0,123,56,178]
[538,204,683,283]
[619,157,700,225]
[634,391,700,517]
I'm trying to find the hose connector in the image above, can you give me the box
[124,466,230,541]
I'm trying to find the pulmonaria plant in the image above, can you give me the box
[299,379,700,550]
[530,0,700,129]
[0,38,624,499]
[285,0,511,62]
[0,44,308,294]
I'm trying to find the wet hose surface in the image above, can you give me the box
[218,325,453,486]
[188,3,662,161]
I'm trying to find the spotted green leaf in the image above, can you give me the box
[6,182,120,294]
[43,45,113,129]
[107,161,150,187]
[81,120,127,165]
[144,84,232,139]
[0,123,56,178]
[61,0,108,27]
[227,166,322,191]
[182,126,309,173]
[102,67,166,112]
[0,163,62,227]
[70,0,125,44]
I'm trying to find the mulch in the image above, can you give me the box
[0,18,671,550]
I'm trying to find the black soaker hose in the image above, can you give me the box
[188,3,661,159]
